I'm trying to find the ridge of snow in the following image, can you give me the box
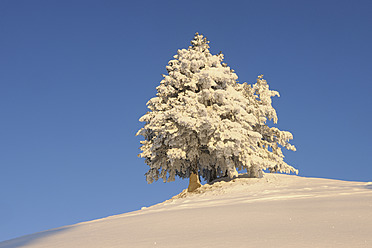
[1,174,372,248]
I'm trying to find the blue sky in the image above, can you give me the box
[1,0,371,242]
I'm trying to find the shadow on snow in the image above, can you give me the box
[0,226,73,248]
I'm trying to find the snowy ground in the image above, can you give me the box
[1,173,372,248]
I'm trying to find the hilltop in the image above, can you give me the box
[1,174,372,248]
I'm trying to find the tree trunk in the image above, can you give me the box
[227,167,239,179]
[188,172,201,192]
[248,165,263,178]
[207,168,218,183]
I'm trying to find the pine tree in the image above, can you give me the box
[136,33,297,191]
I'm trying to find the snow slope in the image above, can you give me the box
[1,174,372,248]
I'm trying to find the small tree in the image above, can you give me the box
[137,33,297,191]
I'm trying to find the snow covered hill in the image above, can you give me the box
[1,174,372,248]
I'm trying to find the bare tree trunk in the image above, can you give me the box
[188,160,201,192]
[188,172,201,192]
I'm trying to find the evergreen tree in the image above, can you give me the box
[137,33,297,191]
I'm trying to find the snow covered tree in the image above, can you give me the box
[136,33,297,191]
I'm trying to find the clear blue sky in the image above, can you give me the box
[1,0,371,242]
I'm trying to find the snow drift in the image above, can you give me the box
[1,174,372,248]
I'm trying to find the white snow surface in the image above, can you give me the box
[2,174,372,248]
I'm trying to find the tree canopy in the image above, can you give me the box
[137,33,297,185]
